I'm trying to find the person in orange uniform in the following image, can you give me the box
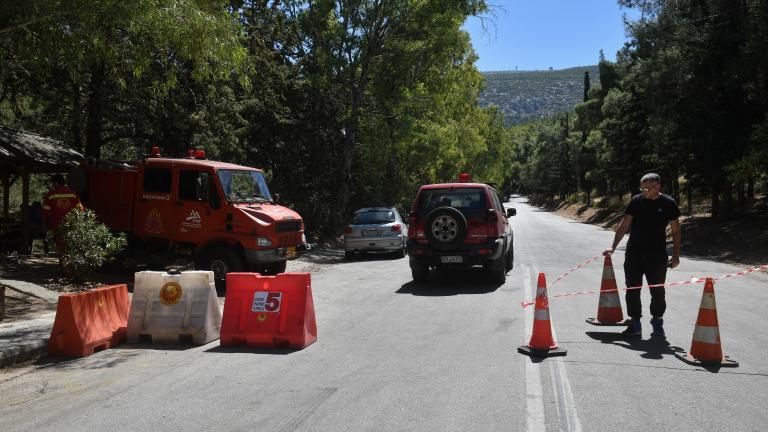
[42,174,83,253]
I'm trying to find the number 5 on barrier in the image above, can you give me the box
[252,292,282,313]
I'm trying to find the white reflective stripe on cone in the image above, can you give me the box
[699,293,717,310]
[692,325,720,344]
[599,294,621,307]
[534,309,551,321]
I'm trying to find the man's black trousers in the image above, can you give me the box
[623,251,668,319]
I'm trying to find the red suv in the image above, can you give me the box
[406,179,515,283]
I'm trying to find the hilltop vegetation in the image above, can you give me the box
[505,0,768,221]
[479,66,599,125]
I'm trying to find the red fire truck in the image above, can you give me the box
[76,147,308,283]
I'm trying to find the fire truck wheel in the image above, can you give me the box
[198,247,243,282]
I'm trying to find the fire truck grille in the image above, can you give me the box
[276,221,302,233]
[278,233,302,245]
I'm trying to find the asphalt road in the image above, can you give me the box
[1,195,767,432]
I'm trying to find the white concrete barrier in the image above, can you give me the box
[127,271,221,345]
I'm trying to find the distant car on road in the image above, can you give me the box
[343,207,408,259]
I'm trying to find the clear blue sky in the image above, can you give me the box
[463,0,638,72]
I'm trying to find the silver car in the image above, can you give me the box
[343,207,408,259]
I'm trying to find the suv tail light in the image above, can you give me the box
[487,209,501,237]
[408,215,417,239]
[343,226,353,234]
[391,224,402,232]
[487,209,498,223]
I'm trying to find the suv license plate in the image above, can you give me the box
[440,256,463,263]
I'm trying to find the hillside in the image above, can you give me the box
[479,65,599,125]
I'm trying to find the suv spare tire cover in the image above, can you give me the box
[425,206,468,251]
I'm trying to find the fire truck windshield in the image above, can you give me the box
[217,169,273,203]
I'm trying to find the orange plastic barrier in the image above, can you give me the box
[586,255,625,326]
[518,273,566,357]
[675,278,738,367]
[221,272,317,349]
[48,284,131,357]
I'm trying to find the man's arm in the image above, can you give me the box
[603,214,633,256]
[668,218,681,268]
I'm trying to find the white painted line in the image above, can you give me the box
[523,264,546,432]
[553,357,582,432]
[549,285,583,432]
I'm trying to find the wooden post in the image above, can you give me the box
[21,167,30,254]
[2,174,8,217]
[0,284,5,320]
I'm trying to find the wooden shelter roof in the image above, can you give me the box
[0,126,83,174]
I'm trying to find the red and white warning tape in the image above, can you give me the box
[521,263,768,308]
[551,255,602,285]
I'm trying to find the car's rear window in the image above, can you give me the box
[418,188,487,211]
[352,211,395,224]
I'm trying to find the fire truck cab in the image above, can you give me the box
[79,147,308,284]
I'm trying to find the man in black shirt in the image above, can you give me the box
[603,173,681,338]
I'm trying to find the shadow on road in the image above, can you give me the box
[204,345,299,355]
[585,331,684,360]
[297,246,406,265]
[396,268,507,296]
[35,349,145,370]
[584,331,755,374]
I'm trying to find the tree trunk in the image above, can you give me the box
[722,182,733,220]
[686,183,693,215]
[71,78,83,153]
[747,178,754,199]
[711,184,720,220]
[737,181,745,214]
[671,174,681,203]
[85,62,105,158]
[335,130,355,229]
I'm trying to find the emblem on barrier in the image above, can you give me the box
[159,281,183,306]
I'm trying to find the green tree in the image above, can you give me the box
[58,209,127,280]
[1,0,247,157]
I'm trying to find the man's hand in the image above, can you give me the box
[668,256,680,268]
[603,248,614,256]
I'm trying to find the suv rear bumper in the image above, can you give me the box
[407,238,504,267]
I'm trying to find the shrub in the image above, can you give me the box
[58,209,127,280]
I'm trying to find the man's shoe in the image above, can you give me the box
[622,319,641,337]
[650,317,665,338]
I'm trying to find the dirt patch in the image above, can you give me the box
[0,287,57,322]
[549,198,768,267]
[1,255,134,293]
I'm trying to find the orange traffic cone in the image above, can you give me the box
[586,255,625,326]
[675,278,738,367]
[518,273,567,357]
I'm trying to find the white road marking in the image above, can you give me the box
[523,262,583,432]
[523,264,546,432]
